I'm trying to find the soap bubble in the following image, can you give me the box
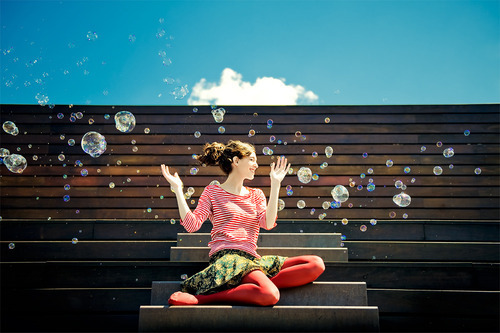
[278,199,285,211]
[341,218,348,225]
[474,167,482,175]
[190,167,199,175]
[218,126,225,134]
[331,185,349,203]
[80,169,88,177]
[72,238,78,244]
[104,114,110,120]
[209,180,220,186]
[194,131,201,138]
[192,107,198,113]
[267,119,273,128]
[362,152,368,158]
[2,121,18,136]
[144,128,150,134]
[187,187,195,195]
[370,219,377,225]
[357,185,363,191]
[64,184,70,190]
[393,192,411,207]
[404,166,411,174]
[360,173,366,179]
[248,129,255,137]
[322,201,330,210]
[211,108,225,123]
[8,243,15,250]
[389,211,396,218]
[57,113,64,119]
[403,213,409,219]
[297,167,312,184]
[395,180,404,189]
[68,139,75,146]
[367,168,374,174]
[114,111,136,133]
[88,118,95,125]
[367,182,376,192]
[295,131,302,137]
[180,274,188,280]
[81,131,107,158]
[436,141,443,147]
[0,148,10,157]
[58,154,65,161]
[4,154,27,173]
[443,147,454,158]
[310,208,316,215]
[420,146,427,152]
[325,146,333,158]
[63,195,70,202]
[433,166,443,175]
[324,117,330,123]
[86,31,98,41]
[386,160,393,167]
[60,134,66,140]
[318,213,327,220]
[262,147,273,155]
[331,201,341,209]
[360,225,367,232]
[172,85,189,99]
[132,146,138,152]
[170,219,176,224]
[464,130,470,136]
[109,182,115,188]
[269,135,276,142]
[75,112,83,119]
[320,162,328,169]
[297,200,306,209]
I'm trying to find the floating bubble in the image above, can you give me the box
[81,131,107,158]
[104,114,110,120]
[63,195,70,202]
[88,118,95,125]
[341,218,348,225]
[147,208,152,213]
[331,201,341,209]
[269,135,276,142]
[464,130,470,136]
[449,164,454,169]
[64,184,70,190]
[86,31,98,41]
[218,126,225,134]
[474,167,482,175]
[325,146,333,158]
[341,235,346,241]
[8,243,15,250]
[404,167,411,174]
[57,113,64,119]
[128,34,136,42]
[297,200,306,209]
[433,166,443,175]
[278,199,285,211]
[324,117,330,123]
[360,173,366,179]
[403,213,409,219]
[211,108,225,123]
[389,211,396,218]
[367,182,376,192]
[70,115,76,122]
[310,208,316,215]
[267,119,273,128]
[63,174,68,179]
[2,121,18,136]
[411,178,416,183]
[192,107,198,113]
[295,131,302,137]
[170,219,176,224]
[443,147,454,158]
[132,146,138,152]
[349,181,356,187]
[180,274,188,280]
[357,185,363,191]
[68,139,75,146]
[72,238,78,244]
[286,189,293,196]
[420,146,427,152]
[108,182,115,189]
[58,154,65,161]
[115,111,136,133]
[436,141,443,147]
[3,154,27,173]
[312,152,318,158]
[331,185,349,203]
[320,162,328,169]
[386,160,393,167]
[209,180,220,186]
[171,85,189,99]
[300,135,307,141]
[360,225,367,232]
[80,169,88,177]
[395,180,404,189]
[312,173,319,181]
[318,213,326,220]
[262,147,273,156]
[393,192,411,207]
[194,131,201,138]
[190,167,199,175]
[0,148,10,157]
[75,112,83,119]
[370,219,377,226]
[367,168,374,174]
[362,152,368,158]
[297,167,312,184]
[322,201,330,210]
[60,134,66,140]
[144,128,150,134]
[248,129,255,137]
[116,160,122,165]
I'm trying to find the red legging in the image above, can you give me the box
[168,255,325,306]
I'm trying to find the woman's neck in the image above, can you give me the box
[220,173,247,195]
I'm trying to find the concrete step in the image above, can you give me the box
[177,232,342,247]
[138,305,380,332]
[170,246,348,262]
[151,281,368,306]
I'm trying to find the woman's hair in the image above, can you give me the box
[197,140,255,175]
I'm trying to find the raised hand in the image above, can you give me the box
[269,156,291,184]
[161,164,184,191]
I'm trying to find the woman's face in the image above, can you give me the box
[234,152,258,180]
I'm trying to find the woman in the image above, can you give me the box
[161,140,325,306]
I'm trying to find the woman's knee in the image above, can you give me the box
[258,284,280,306]
[309,255,326,276]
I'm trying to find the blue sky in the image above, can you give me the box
[1,0,499,106]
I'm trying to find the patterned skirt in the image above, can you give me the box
[180,249,287,295]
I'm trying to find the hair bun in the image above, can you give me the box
[198,142,225,166]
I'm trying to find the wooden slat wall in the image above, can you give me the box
[1,104,499,222]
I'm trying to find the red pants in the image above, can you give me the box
[169,255,325,306]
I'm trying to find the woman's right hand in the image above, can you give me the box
[161,164,183,191]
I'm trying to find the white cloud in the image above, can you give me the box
[187,68,319,105]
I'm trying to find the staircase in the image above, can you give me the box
[138,233,380,332]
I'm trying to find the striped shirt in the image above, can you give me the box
[180,184,277,259]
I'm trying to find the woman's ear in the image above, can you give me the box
[232,156,239,165]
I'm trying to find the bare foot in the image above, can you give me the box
[168,291,199,305]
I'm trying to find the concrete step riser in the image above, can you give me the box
[151,281,368,306]
[170,247,348,262]
[177,233,342,247]
[139,305,380,332]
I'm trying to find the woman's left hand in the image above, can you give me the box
[270,156,291,184]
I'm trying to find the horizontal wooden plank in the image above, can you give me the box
[0,240,175,261]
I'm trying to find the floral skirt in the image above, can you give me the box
[180,249,287,295]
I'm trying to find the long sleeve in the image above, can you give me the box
[180,186,212,233]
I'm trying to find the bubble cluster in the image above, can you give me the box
[297,167,312,184]
[81,131,107,158]
[211,108,225,123]
[114,111,136,133]
[3,154,27,173]
[393,192,411,207]
[267,119,273,129]
[2,121,19,136]
[262,147,273,156]
[331,185,349,203]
